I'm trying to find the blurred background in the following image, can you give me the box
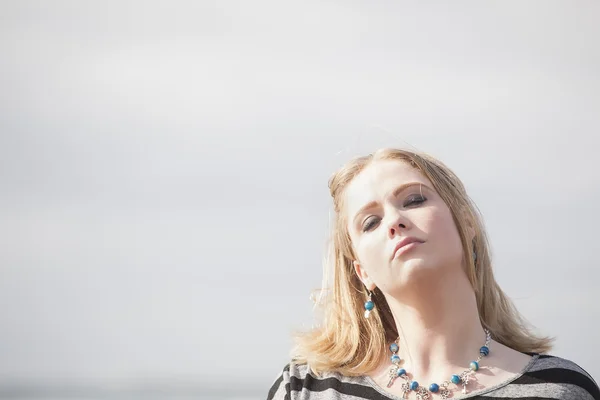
[1,1,599,399]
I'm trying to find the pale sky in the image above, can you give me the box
[1,1,599,398]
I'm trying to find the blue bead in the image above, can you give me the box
[391,355,401,364]
[480,346,489,356]
[410,381,419,390]
[364,301,374,311]
[470,361,479,371]
[429,383,439,393]
[397,368,406,376]
[389,343,399,353]
[451,374,461,384]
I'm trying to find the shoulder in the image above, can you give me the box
[266,362,379,400]
[492,353,600,400]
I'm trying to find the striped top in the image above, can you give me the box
[267,354,600,400]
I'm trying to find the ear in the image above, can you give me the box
[353,260,376,291]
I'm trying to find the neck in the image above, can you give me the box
[383,270,486,383]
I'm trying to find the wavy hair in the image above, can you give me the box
[291,148,553,376]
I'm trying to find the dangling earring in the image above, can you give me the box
[364,290,375,319]
[472,240,477,265]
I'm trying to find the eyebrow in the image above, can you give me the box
[351,182,428,226]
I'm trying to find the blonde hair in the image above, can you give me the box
[291,147,553,376]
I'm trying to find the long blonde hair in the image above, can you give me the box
[291,148,553,376]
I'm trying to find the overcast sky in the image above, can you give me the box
[1,1,599,398]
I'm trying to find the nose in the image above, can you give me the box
[387,213,410,239]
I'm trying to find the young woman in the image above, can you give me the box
[267,148,599,400]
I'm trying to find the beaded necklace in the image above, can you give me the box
[386,329,491,399]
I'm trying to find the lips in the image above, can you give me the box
[391,237,424,260]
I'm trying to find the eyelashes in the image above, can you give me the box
[362,218,379,232]
[361,195,427,232]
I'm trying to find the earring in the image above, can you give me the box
[364,290,375,319]
[472,241,477,264]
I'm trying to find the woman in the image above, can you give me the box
[267,148,599,400]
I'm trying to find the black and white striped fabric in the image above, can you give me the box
[267,354,600,399]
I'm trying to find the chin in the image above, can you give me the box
[388,260,434,296]
[397,255,427,266]
[397,258,439,276]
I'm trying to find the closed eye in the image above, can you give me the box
[362,216,380,232]
[404,195,426,207]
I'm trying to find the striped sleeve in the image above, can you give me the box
[481,355,600,400]
[267,364,291,400]
[266,362,395,400]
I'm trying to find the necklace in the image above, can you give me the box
[386,329,491,400]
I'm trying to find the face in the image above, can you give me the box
[344,159,467,295]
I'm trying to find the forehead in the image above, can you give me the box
[343,159,430,215]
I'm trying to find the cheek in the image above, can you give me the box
[356,233,387,266]
[428,210,463,253]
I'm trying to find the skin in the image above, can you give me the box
[344,159,532,397]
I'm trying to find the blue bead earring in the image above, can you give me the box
[364,290,375,319]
